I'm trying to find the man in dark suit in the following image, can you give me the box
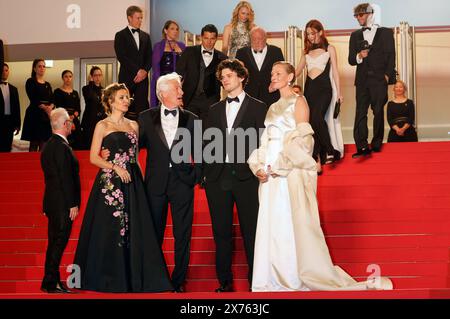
[40,108,81,293]
[203,59,266,292]
[348,3,396,158]
[0,39,4,71]
[235,27,284,107]
[138,73,201,292]
[114,5,152,120]
[0,63,21,152]
[176,24,227,125]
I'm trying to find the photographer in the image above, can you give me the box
[348,3,396,158]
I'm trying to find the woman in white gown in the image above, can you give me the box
[248,61,393,292]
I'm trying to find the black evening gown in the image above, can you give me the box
[54,88,82,149]
[81,82,105,149]
[74,131,173,292]
[387,99,418,142]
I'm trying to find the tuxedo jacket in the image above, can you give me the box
[41,134,81,215]
[235,45,284,107]
[176,45,227,107]
[114,27,153,88]
[203,94,267,182]
[0,82,21,129]
[138,107,202,195]
[348,27,396,86]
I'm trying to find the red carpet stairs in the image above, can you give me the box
[1,141,450,298]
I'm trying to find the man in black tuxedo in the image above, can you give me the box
[0,39,4,71]
[0,63,21,152]
[176,24,227,125]
[349,3,396,158]
[114,5,152,120]
[138,73,201,292]
[203,59,266,292]
[40,108,81,293]
[235,27,284,107]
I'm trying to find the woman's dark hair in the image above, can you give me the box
[304,19,329,54]
[201,24,218,37]
[31,58,45,78]
[102,83,129,115]
[216,59,249,87]
[162,20,180,39]
[89,66,102,77]
[61,70,73,78]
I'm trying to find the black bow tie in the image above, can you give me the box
[253,50,263,54]
[362,27,371,31]
[226,96,240,104]
[131,28,140,34]
[164,108,177,117]
[202,50,212,55]
[0,81,7,85]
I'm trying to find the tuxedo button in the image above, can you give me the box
[231,170,236,175]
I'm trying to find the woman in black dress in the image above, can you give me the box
[74,83,173,292]
[54,70,82,149]
[21,59,54,151]
[81,66,105,149]
[387,80,418,142]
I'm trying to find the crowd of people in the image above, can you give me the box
[1,1,420,294]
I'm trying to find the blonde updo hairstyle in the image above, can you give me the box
[101,83,129,115]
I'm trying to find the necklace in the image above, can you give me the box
[106,116,125,125]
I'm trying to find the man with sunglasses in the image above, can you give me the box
[348,3,396,158]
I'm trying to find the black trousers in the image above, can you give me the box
[42,210,73,289]
[126,78,150,120]
[186,93,218,127]
[0,116,14,152]
[148,170,194,288]
[205,165,259,285]
[354,82,388,150]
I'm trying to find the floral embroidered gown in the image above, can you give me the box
[74,131,173,292]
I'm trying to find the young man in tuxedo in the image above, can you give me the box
[235,27,284,107]
[138,73,201,292]
[41,108,81,293]
[348,3,396,158]
[114,5,152,120]
[203,59,267,292]
[176,24,227,125]
[0,63,21,152]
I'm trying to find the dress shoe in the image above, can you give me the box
[215,283,233,292]
[372,146,382,152]
[56,282,73,293]
[352,147,372,159]
[173,286,185,293]
[41,286,67,294]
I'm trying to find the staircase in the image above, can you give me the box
[0,142,450,296]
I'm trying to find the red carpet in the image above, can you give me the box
[1,141,450,298]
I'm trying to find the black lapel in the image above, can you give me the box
[357,29,364,42]
[218,100,228,131]
[126,27,139,52]
[138,30,146,53]
[232,94,249,129]
[246,47,259,72]
[151,107,169,149]
[372,27,382,45]
[259,46,271,72]
[171,108,188,150]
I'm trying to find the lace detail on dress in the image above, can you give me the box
[229,21,251,58]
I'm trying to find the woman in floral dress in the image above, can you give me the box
[73,83,173,292]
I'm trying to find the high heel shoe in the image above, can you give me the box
[324,153,335,165]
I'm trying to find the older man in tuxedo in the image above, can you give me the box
[41,108,80,293]
[349,3,396,157]
[0,63,21,152]
[138,73,201,292]
[114,5,152,120]
[235,27,284,107]
[176,24,227,125]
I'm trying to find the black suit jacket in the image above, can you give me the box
[203,94,267,182]
[348,27,396,86]
[176,46,227,107]
[235,45,284,107]
[114,27,152,88]
[41,134,81,214]
[138,107,202,195]
[0,39,4,70]
[0,83,21,129]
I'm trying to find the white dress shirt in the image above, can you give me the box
[55,133,69,145]
[251,45,268,71]
[0,82,11,115]
[128,25,140,50]
[225,91,246,163]
[201,46,214,67]
[356,24,379,64]
[160,105,179,148]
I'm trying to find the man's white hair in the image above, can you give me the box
[156,72,182,101]
[50,108,69,131]
[250,26,267,38]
